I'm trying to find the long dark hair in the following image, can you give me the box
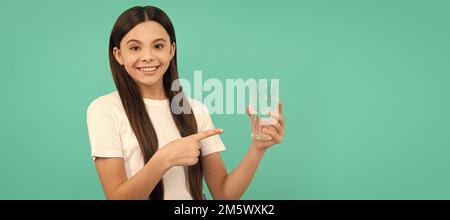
[108,6,203,200]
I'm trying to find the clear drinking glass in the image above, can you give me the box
[250,81,279,140]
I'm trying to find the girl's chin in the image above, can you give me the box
[135,76,163,87]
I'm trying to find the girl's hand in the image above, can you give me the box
[247,101,285,151]
[159,128,224,167]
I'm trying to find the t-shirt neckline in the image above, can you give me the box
[143,98,169,106]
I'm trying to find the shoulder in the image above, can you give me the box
[87,91,124,117]
[185,97,214,132]
[187,97,210,116]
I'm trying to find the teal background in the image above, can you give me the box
[1,0,450,199]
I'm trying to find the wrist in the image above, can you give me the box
[250,142,267,155]
[153,148,173,171]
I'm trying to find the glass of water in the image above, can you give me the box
[250,81,279,141]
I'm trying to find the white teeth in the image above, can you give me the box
[140,67,157,72]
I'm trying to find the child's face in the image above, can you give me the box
[113,21,175,89]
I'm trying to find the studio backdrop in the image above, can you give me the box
[1,0,450,199]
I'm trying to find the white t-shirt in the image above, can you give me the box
[86,91,226,200]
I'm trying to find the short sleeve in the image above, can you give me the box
[86,99,123,160]
[192,100,226,156]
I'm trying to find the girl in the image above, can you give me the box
[86,6,285,200]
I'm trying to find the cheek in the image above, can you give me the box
[122,56,139,72]
[157,50,174,66]
[158,56,173,73]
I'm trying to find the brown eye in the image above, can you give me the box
[154,44,164,49]
[130,46,140,51]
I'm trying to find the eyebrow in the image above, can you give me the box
[126,38,167,44]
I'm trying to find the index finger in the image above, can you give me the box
[190,128,224,141]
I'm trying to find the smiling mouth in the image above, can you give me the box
[137,66,159,74]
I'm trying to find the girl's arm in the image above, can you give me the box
[203,102,285,200]
[95,151,170,200]
[202,144,266,200]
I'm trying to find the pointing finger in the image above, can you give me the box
[190,128,224,141]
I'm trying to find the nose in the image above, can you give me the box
[141,48,155,62]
